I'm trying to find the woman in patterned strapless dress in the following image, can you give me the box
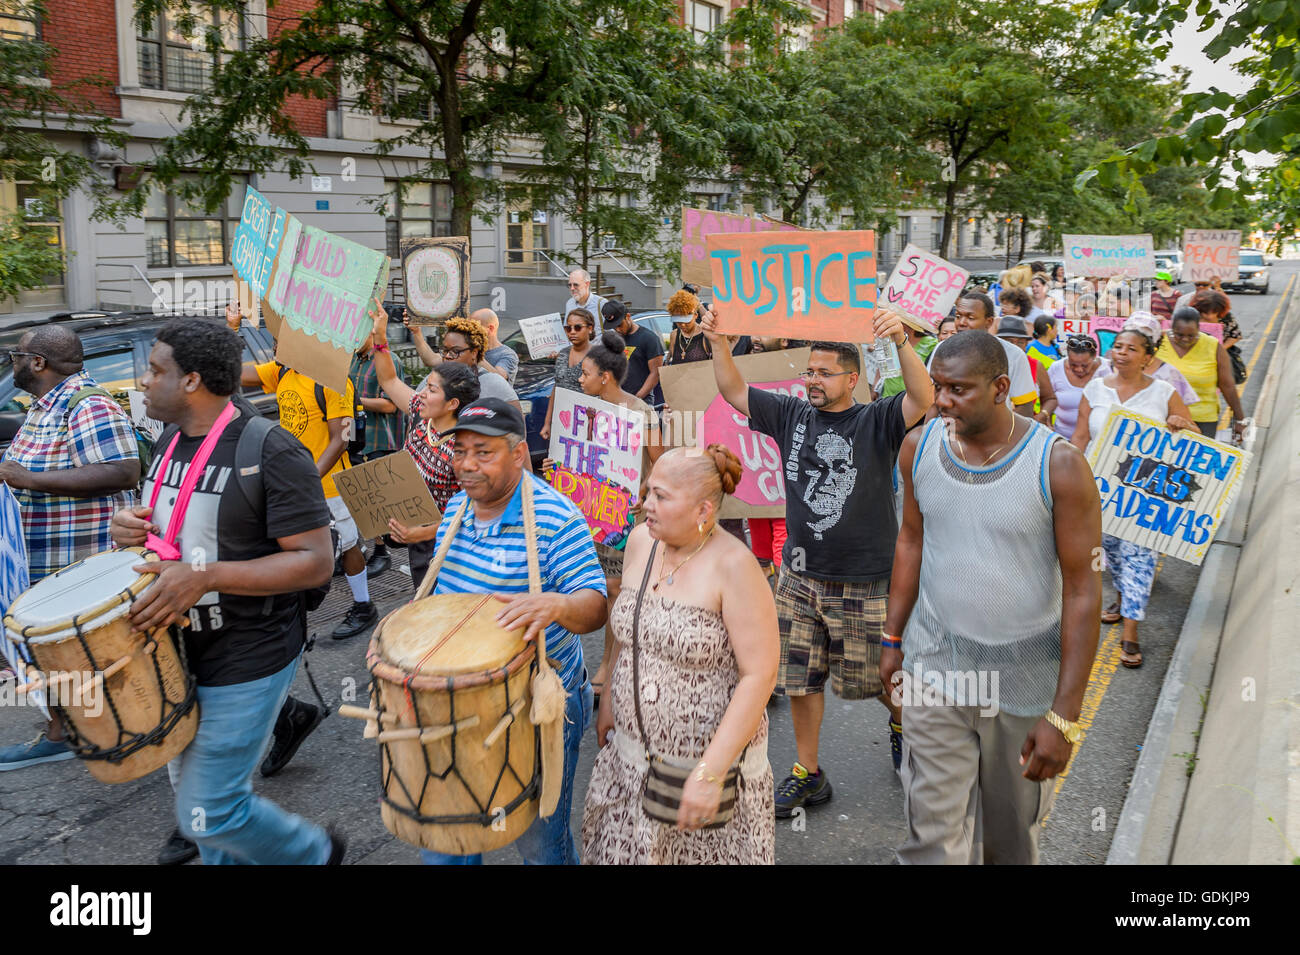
[582,446,779,864]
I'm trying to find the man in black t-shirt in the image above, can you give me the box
[110,319,343,866]
[701,306,933,819]
[603,299,665,409]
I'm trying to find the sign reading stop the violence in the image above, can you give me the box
[706,230,878,343]
[880,244,969,332]
[1183,230,1241,283]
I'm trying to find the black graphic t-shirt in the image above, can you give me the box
[620,324,665,408]
[747,389,906,582]
[142,404,331,686]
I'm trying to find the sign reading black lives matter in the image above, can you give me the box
[402,236,469,325]
[1087,409,1249,565]
[334,450,442,540]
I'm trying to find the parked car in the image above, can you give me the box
[1153,250,1183,283]
[0,311,279,455]
[1225,249,1270,294]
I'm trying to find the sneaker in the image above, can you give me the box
[889,719,904,773]
[331,600,377,640]
[158,827,199,865]
[774,763,832,818]
[365,548,391,578]
[260,697,324,778]
[0,732,74,771]
[326,826,347,865]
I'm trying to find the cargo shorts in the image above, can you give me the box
[774,568,888,700]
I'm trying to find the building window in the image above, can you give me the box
[144,174,246,269]
[504,202,550,276]
[973,219,983,247]
[0,1,39,43]
[384,180,453,258]
[931,215,944,253]
[0,180,63,307]
[692,193,727,212]
[687,0,722,42]
[137,2,244,93]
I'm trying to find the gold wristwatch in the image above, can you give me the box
[1046,710,1084,745]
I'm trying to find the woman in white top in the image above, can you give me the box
[1070,327,1196,668]
[1044,334,1103,439]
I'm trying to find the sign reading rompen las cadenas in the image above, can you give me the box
[1087,408,1249,565]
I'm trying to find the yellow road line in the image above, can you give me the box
[1218,272,1295,428]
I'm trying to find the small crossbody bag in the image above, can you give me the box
[630,540,741,829]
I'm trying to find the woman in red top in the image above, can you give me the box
[367,301,481,591]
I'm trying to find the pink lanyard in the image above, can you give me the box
[145,403,238,561]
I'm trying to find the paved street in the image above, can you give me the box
[1,266,1293,865]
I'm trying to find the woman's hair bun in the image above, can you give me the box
[704,443,742,496]
[600,329,625,353]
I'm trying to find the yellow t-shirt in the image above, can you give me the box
[1156,333,1219,423]
[256,362,354,498]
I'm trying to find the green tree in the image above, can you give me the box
[0,0,136,300]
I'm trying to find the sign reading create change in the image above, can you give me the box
[681,207,802,288]
[1087,408,1249,565]
[707,230,877,343]
[1183,230,1241,284]
[402,236,469,325]
[334,450,441,541]
[518,313,566,359]
[547,389,646,550]
[231,186,288,303]
[880,244,969,333]
[1062,234,1155,279]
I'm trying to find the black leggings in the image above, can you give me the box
[1196,420,1217,437]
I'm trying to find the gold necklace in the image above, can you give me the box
[653,530,714,590]
[952,414,1017,478]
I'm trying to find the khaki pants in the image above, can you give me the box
[897,688,1056,865]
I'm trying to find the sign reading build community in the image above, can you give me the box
[680,207,802,288]
[1062,234,1156,279]
[334,451,441,541]
[706,230,877,343]
[1087,408,1249,565]
[402,236,469,325]
[547,389,646,550]
[1183,230,1241,283]
[881,244,969,333]
[660,347,873,519]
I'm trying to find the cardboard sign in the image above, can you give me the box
[659,347,873,519]
[1087,409,1249,565]
[707,230,877,344]
[881,244,969,333]
[231,186,289,304]
[333,451,441,541]
[518,313,566,359]
[680,207,802,287]
[0,484,30,684]
[402,236,469,325]
[1062,234,1156,279]
[547,389,646,549]
[265,220,388,395]
[126,390,165,441]
[1090,315,1222,342]
[1183,230,1241,283]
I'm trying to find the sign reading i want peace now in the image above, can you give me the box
[232,185,388,395]
[1061,234,1155,279]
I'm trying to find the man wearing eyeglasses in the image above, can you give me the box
[0,326,140,771]
[564,269,606,335]
[701,306,933,818]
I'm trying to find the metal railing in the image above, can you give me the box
[588,248,650,288]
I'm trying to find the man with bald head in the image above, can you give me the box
[564,269,606,335]
[0,324,141,770]
[472,308,519,385]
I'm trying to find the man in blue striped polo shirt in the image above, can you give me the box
[421,397,607,865]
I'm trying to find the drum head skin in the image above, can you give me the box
[6,549,155,645]
[379,593,528,676]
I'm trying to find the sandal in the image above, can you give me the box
[1101,601,1122,624]
[1120,641,1143,669]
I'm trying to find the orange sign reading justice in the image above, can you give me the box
[706,230,878,343]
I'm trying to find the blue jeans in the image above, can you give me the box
[421,670,592,865]
[169,655,331,865]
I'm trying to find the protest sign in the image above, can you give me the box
[707,229,877,343]
[681,207,802,287]
[1090,315,1222,342]
[0,484,29,681]
[402,236,469,325]
[1183,230,1241,284]
[1087,409,1249,565]
[231,186,289,304]
[880,244,969,333]
[333,450,441,541]
[659,347,873,519]
[126,389,165,441]
[547,389,646,549]
[265,219,388,395]
[518,313,566,359]
[1061,234,1156,279]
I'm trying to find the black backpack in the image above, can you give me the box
[274,364,366,460]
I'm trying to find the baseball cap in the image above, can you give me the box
[995,316,1030,339]
[1155,270,1172,282]
[601,299,627,325]
[445,398,526,439]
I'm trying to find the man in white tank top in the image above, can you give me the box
[881,330,1102,864]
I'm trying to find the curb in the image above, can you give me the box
[1106,276,1300,864]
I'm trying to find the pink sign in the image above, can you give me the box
[1091,315,1222,341]
[680,207,801,287]
[699,379,808,508]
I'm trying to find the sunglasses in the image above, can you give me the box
[564,323,590,332]
[1066,335,1097,352]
